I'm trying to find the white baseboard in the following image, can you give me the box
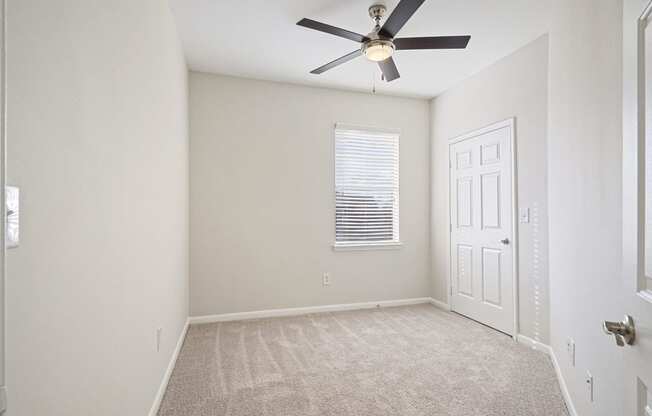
[429,298,451,311]
[515,334,552,354]
[148,318,189,416]
[188,297,433,324]
[548,344,578,416]
[516,335,577,416]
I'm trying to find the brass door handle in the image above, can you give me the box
[603,315,635,346]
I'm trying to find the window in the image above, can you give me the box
[334,124,400,249]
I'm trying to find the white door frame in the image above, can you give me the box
[635,0,652,299]
[447,118,519,337]
[0,0,6,411]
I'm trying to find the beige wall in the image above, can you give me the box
[1,1,632,414]
[189,72,430,316]
[430,36,550,342]
[6,1,189,415]
[547,1,625,415]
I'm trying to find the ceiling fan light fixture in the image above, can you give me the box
[362,39,395,62]
[298,0,471,82]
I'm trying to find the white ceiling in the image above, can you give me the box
[169,0,550,99]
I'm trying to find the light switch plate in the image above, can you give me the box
[6,186,18,248]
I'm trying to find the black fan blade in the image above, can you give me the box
[379,0,426,39]
[310,50,362,74]
[378,57,400,82]
[394,35,471,50]
[297,18,369,43]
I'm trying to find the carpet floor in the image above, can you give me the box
[158,304,568,416]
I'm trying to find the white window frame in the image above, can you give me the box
[332,123,402,251]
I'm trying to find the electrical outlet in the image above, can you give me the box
[156,328,162,352]
[322,272,331,286]
[566,338,576,366]
[585,371,594,402]
[0,386,7,413]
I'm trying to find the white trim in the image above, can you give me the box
[148,318,190,416]
[332,241,403,251]
[332,124,401,248]
[515,334,551,354]
[549,347,578,416]
[0,0,7,410]
[429,298,451,311]
[447,118,519,337]
[516,335,577,416]
[448,118,515,145]
[0,0,6,398]
[510,120,520,337]
[636,0,650,294]
[643,0,652,23]
[334,122,401,136]
[188,297,433,324]
[638,289,652,304]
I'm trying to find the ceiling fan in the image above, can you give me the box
[297,0,471,82]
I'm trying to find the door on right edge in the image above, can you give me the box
[623,1,652,414]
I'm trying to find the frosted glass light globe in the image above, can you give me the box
[363,40,395,62]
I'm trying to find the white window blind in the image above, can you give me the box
[334,124,400,248]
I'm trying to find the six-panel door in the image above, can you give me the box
[449,123,514,335]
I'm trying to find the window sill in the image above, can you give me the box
[332,242,403,251]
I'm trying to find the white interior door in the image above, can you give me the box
[623,2,652,414]
[449,120,515,335]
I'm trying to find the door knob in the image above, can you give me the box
[500,238,510,245]
[602,315,635,346]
